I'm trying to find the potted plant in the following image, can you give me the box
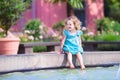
[0,0,31,55]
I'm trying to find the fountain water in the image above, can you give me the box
[116,64,120,80]
[0,66,118,80]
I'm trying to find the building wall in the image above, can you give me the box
[12,0,104,33]
[86,0,104,33]
[37,0,67,28]
[12,0,67,31]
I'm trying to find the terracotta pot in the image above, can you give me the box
[0,38,20,55]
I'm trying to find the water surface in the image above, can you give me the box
[0,66,118,80]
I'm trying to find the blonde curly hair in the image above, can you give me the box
[64,16,82,30]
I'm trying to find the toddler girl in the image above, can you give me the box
[60,16,85,69]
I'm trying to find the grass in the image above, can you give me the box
[33,46,47,52]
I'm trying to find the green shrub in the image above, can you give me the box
[112,21,120,33]
[33,46,47,52]
[52,20,64,36]
[23,19,42,41]
[94,17,120,41]
[96,18,113,33]
[94,31,120,41]
[104,0,120,22]
[82,33,95,41]
[109,1,120,22]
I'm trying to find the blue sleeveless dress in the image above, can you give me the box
[63,30,83,55]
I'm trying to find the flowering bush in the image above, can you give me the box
[81,17,120,41]
[20,19,60,42]
[95,17,120,41]
[82,31,95,41]
[82,17,120,41]
[21,19,48,42]
[94,31,120,41]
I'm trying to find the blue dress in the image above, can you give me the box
[63,30,83,55]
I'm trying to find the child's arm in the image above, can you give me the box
[60,35,66,53]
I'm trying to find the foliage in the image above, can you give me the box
[52,20,64,35]
[0,0,31,37]
[96,18,112,33]
[33,46,47,52]
[94,31,120,41]
[22,19,43,41]
[82,17,120,41]
[109,3,120,22]
[104,0,120,22]
[0,32,4,38]
[19,36,28,42]
[49,0,84,16]
[21,19,59,42]
[53,21,64,29]
[111,20,120,33]
[49,0,83,9]
[67,0,83,9]
[96,17,120,34]
[82,33,94,41]
[52,17,120,42]
[52,20,65,41]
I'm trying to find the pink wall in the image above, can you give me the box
[37,0,67,27]
[12,8,32,31]
[12,0,67,31]
[12,0,104,33]
[86,0,104,33]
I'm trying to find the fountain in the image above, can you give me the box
[0,65,118,80]
[116,64,120,80]
[0,51,119,80]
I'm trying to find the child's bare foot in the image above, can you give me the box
[70,64,75,69]
[81,66,85,70]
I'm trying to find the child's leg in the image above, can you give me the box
[66,52,75,69]
[76,52,85,69]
